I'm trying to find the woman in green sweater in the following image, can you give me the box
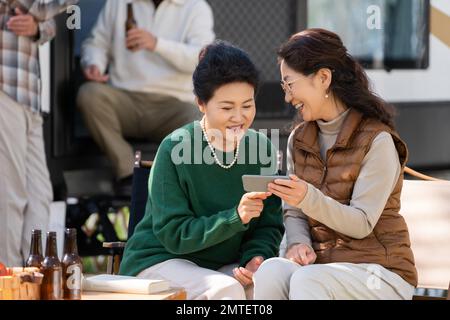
[119,41,284,300]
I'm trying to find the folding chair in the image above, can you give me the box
[103,151,153,274]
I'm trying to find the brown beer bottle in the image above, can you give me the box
[40,231,63,300]
[125,3,137,50]
[26,229,44,268]
[62,228,83,300]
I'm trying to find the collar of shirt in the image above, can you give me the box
[316,108,351,136]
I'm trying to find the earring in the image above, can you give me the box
[325,94,329,98]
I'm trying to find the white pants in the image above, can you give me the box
[253,258,414,300]
[137,259,251,300]
[0,91,52,266]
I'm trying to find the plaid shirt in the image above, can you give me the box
[0,0,77,112]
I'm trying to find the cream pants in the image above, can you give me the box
[253,257,414,300]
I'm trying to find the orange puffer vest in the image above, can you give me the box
[292,109,417,287]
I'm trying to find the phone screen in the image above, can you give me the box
[242,175,290,192]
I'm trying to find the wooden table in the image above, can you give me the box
[82,287,186,300]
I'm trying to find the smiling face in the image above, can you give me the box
[198,81,256,150]
[280,59,331,122]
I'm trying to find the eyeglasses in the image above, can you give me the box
[280,77,302,93]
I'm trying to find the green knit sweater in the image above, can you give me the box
[119,121,284,276]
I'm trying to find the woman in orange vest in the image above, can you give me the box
[253,29,417,300]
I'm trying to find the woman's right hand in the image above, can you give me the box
[237,192,271,224]
[286,243,317,265]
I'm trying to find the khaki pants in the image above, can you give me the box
[137,259,253,300]
[253,258,415,300]
[0,91,52,266]
[77,82,200,179]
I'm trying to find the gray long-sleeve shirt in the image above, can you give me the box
[284,109,401,249]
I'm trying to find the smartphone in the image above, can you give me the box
[242,175,290,192]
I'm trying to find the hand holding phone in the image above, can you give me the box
[237,192,271,224]
[266,174,308,206]
[242,175,290,193]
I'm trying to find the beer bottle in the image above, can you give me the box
[26,229,44,268]
[125,3,137,50]
[62,228,83,300]
[40,231,63,300]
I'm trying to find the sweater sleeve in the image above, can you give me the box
[153,1,214,73]
[296,132,401,239]
[284,131,313,249]
[150,139,248,255]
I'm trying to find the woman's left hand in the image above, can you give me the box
[268,174,308,207]
[233,256,264,287]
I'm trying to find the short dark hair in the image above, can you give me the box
[193,40,259,104]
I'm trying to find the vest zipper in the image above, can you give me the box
[297,141,332,188]
[320,149,334,188]
[320,166,328,187]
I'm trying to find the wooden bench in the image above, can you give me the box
[400,169,450,299]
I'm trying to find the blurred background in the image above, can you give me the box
[37,0,449,273]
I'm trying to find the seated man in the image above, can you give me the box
[77,0,215,196]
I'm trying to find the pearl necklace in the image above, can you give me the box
[200,119,241,169]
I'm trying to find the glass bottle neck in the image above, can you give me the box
[30,233,43,256]
[45,236,58,257]
[127,4,134,20]
[64,235,78,255]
